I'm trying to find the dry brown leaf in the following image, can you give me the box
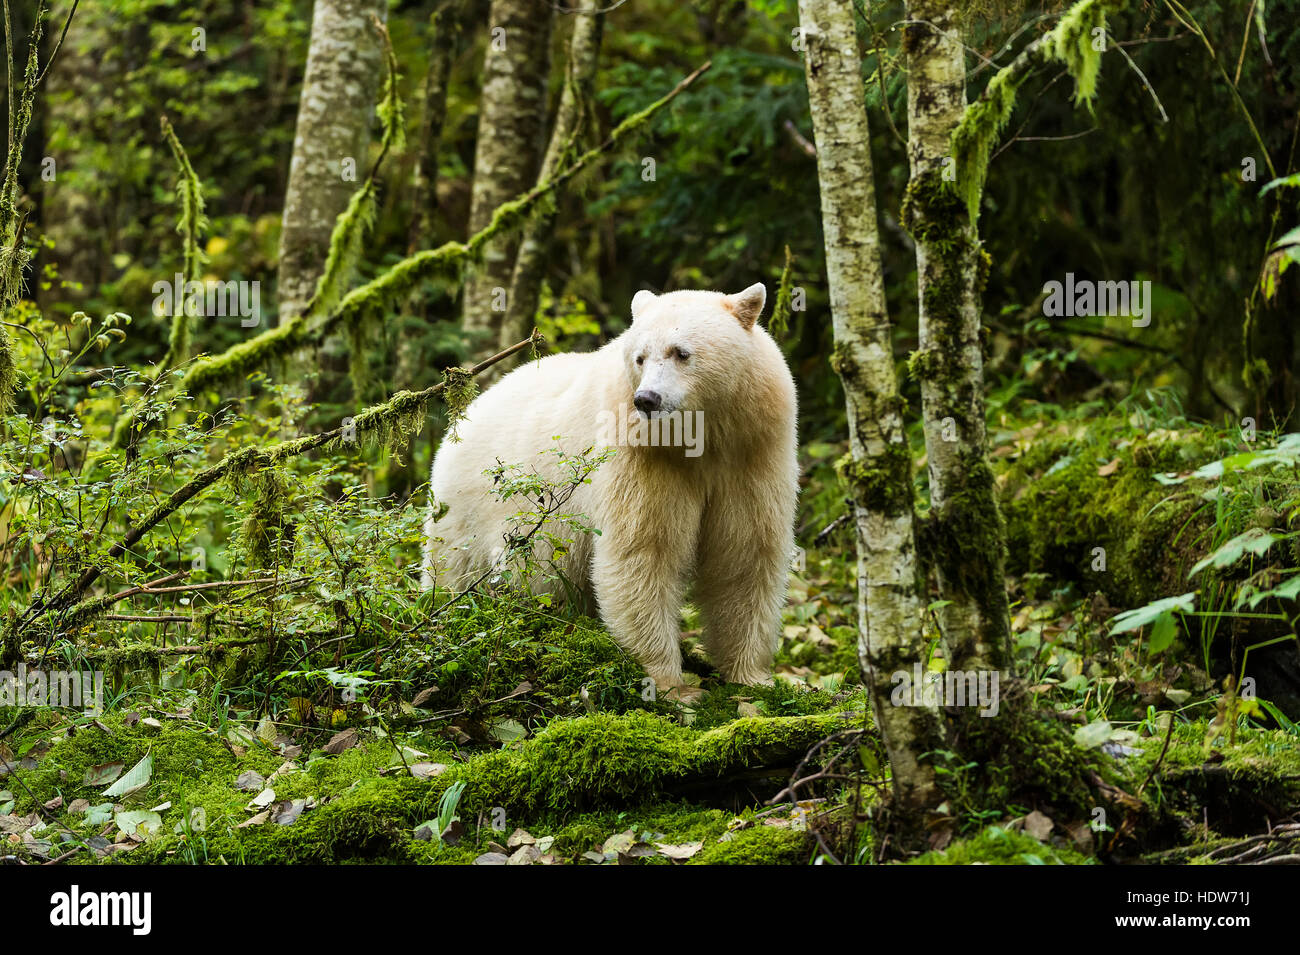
[322,728,360,755]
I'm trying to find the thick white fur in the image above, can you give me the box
[422,285,798,689]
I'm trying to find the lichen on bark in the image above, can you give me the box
[903,2,1012,676]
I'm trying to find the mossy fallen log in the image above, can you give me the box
[6,706,862,865]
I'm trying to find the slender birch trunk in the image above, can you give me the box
[460,0,552,356]
[500,5,603,352]
[902,0,1011,674]
[799,0,942,812]
[277,0,386,326]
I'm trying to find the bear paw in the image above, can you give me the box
[662,684,708,705]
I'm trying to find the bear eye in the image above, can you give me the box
[671,347,691,361]
[635,354,645,366]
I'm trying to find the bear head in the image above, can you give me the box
[622,283,766,418]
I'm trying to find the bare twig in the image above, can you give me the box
[783,119,816,158]
[34,0,79,88]
[1137,713,1177,798]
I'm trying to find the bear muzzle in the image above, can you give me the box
[633,389,662,415]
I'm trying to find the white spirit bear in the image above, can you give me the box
[423,284,798,696]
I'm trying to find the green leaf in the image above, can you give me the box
[488,718,527,743]
[83,802,115,826]
[82,761,124,786]
[1109,593,1195,635]
[1189,527,1282,577]
[1271,224,1300,250]
[1258,699,1299,736]
[1260,173,1300,196]
[1073,720,1114,749]
[114,809,162,839]
[1147,611,1178,654]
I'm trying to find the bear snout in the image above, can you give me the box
[633,389,662,415]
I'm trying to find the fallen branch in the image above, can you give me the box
[131,577,280,596]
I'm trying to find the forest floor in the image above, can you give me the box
[3,409,1300,865]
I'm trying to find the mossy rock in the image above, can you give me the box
[996,423,1238,607]
[1125,722,1300,840]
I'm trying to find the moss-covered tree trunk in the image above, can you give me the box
[500,5,603,354]
[277,0,386,326]
[799,0,943,812]
[902,0,1011,674]
[460,0,553,361]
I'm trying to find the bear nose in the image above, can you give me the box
[634,390,662,414]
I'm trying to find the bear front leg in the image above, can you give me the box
[695,478,794,685]
[590,488,701,694]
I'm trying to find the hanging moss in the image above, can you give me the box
[441,366,479,439]
[345,388,430,454]
[162,63,708,400]
[769,245,795,339]
[0,244,30,314]
[950,0,1120,221]
[347,307,378,403]
[311,180,381,325]
[1050,0,1111,108]
[231,466,298,569]
[157,115,207,374]
[0,2,44,311]
[0,322,17,413]
[949,67,1027,224]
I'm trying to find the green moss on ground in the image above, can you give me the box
[4,703,861,864]
[907,824,1094,865]
[947,703,1109,820]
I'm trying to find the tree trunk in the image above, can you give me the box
[406,0,475,258]
[460,0,553,359]
[901,0,1012,674]
[390,0,475,499]
[500,5,603,354]
[799,0,943,813]
[276,0,386,327]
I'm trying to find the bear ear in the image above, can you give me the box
[723,282,766,330]
[631,289,657,322]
